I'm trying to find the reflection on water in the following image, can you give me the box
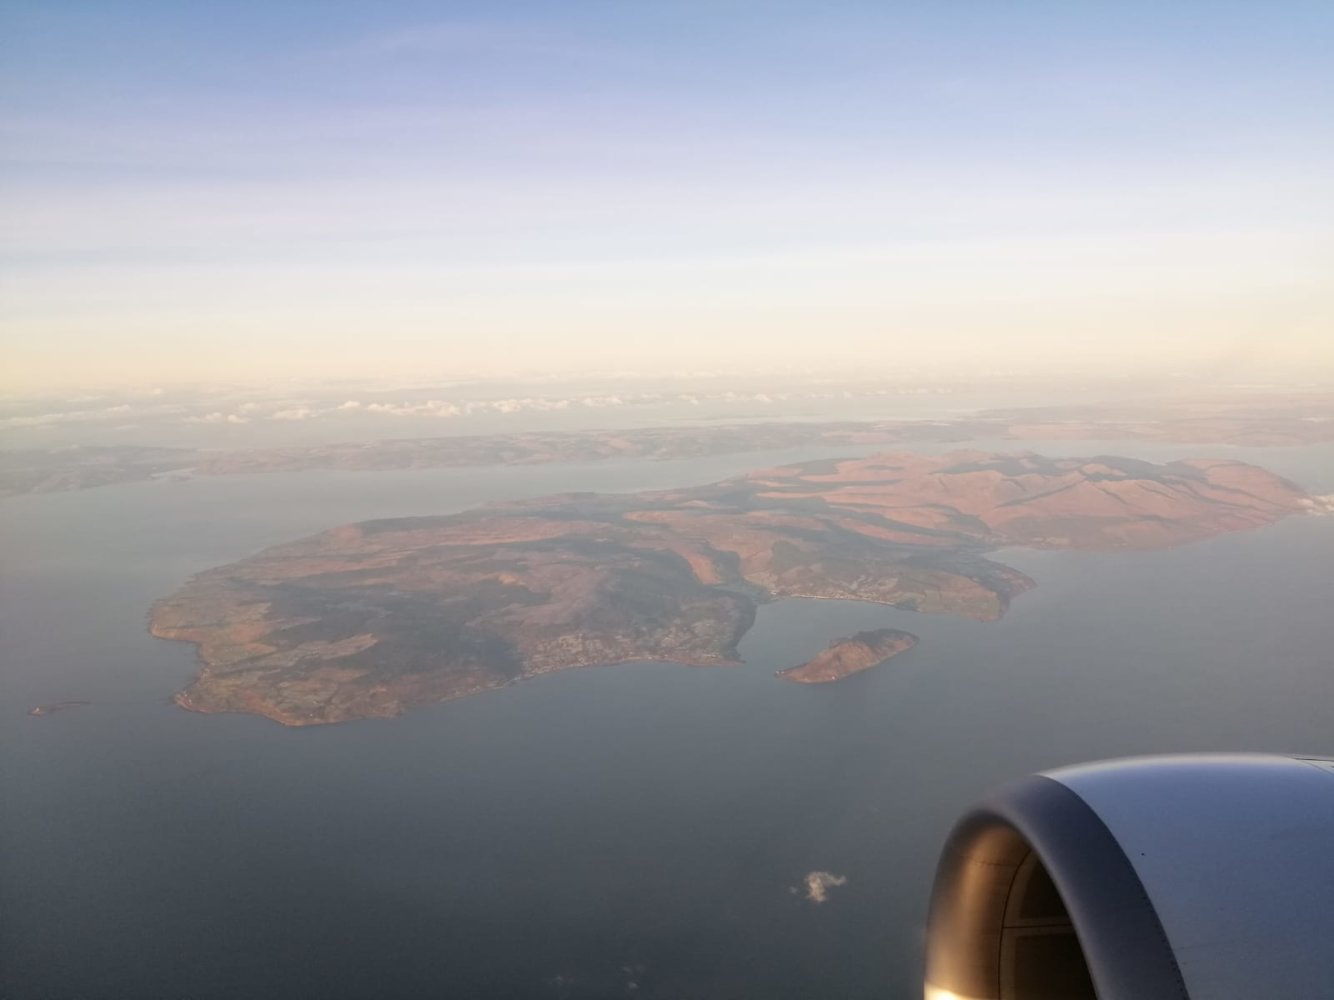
[2,443,1333,998]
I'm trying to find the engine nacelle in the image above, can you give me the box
[924,753,1334,999]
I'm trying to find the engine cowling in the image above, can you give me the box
[924,753,1334,1000]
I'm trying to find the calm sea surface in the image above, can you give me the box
[3,441,1332,999]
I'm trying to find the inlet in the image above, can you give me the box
[925,818,1096,1000]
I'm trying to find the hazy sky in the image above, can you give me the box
[3,1,1332,391]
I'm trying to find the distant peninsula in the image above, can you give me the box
[150,451,1317,726]
[6,395,1334,498]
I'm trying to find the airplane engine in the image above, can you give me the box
[923,753,1334,1000]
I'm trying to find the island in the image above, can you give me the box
[27,701,92,717]
[149,450,1317,726]
[778,629,918,684]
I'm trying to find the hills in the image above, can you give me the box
[149,451,1315,726]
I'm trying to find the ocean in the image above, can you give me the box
[3,440,1332,999]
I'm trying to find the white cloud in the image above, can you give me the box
[362,399,462,418]
[188,411,250,425]
[802,871,848,904]
[0,402,161,429]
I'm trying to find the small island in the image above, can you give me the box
[27,701,91,717]
[149,451,1314,726]
[778,629,918,684]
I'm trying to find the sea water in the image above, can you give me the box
[3,441,1332,999]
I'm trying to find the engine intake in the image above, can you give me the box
[924,753,1334,1000]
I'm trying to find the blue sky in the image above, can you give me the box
[3,1,1332,389]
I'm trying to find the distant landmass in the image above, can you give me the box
[5,395,1333,497]
[149,451,1320,726]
